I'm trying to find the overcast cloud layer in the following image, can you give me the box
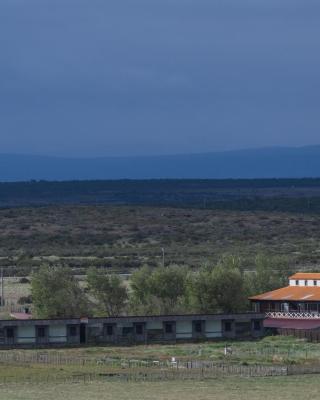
[1,0,320,157]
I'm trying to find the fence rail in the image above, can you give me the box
[279,328,320,343]
[0,348,319,367]
[2,348,320,383]
[2,363,320,385]
[0,365,289,385]
[266,311,320,319]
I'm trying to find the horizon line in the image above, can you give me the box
[1,144,320,160]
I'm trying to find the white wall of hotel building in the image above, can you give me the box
[289,279,320,286]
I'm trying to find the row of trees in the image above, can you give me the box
[31,254,291,318]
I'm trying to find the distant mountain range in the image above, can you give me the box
[1,145,320,181]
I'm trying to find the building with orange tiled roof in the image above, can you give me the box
[250,273,320,317]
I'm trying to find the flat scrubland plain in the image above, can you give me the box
[1,376,320,400]
[1,205,320,275]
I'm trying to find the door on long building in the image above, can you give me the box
[80,324,86,344]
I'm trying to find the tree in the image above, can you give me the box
[87,268,128,316]
[130,265,187,315]
[186,266,217,313]
[210,256,247,313]
[188,256,247,314]
[149,265,187,314]
[31,265,89,318]
[246,254,292,296]
[129,266,154,314]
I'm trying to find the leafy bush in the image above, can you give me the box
[19,277,30,284]
[18,295,32,305]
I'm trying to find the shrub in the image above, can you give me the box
[19,277,30,284]
[18,295,33,305]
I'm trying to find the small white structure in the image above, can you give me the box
[289,273,320,287]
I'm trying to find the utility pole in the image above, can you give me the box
[161,248,165,268]
[0,268,3,307]
[203,197,207,209]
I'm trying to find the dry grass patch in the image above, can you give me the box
[1,376,320,400]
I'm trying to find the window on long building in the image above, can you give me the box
[194,321,202,333]
[253,320,261,331]
[225,322,232,332]
[296,280,299,286]
[135,324,143,335]
[69,326,77,336]
[6,328,14,338]
[37,327,46,338]
[106,325,113,336]
[165,323,173,334]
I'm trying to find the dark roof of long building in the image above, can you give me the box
[0,312,264,325]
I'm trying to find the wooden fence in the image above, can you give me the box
[2,349,320,383]
[231,344,318,361]
[0,351,291,373]
[279,328,320,342]
[0,365,288,385]
[0,351,93,366]
[1,363,320,385]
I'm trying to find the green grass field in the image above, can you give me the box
[0,336,318,365]
[0,337,320,399]
[0,375,320,400]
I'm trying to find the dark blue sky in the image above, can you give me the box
[1,0,320,157]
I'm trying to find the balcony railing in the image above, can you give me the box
[266,311,320,320]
